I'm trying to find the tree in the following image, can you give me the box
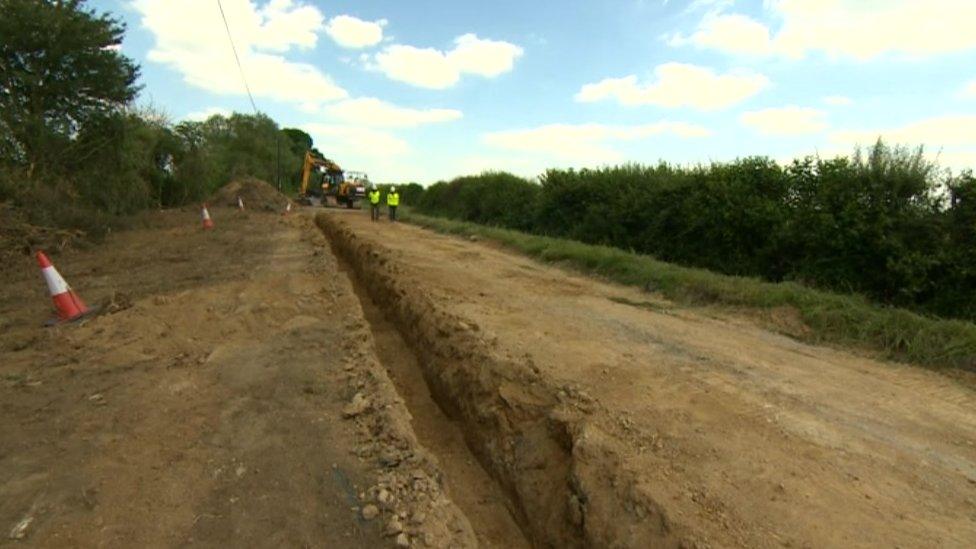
[281,127,313,190]
[282,128,312,152]
[0,0,140,174]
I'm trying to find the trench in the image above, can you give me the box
[336,249,532,548]
[318,212,688,549]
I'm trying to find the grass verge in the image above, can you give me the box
[402,210,976,372]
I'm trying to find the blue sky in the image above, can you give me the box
[94,0,976,183]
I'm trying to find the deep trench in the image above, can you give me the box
[317,213,692,549]
[334,251,532,548]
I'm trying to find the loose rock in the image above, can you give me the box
[342,392,371,418]
[361,504,379,520]
[379,449,403,468]
[9,516,33,540]
[386,515,404,535]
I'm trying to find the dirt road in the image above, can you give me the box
[4,204,976,548]
[1,209,477,547]
[321,210,976,548]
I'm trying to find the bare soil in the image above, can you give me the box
[342,261,530,549]
[5,202,976,548]
[0,202,84,267]
[319,210,976,548]
[0,208,476,548]
[209,178,292,212]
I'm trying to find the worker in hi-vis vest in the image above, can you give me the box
[368,186,381,221]
[386,187,400,222]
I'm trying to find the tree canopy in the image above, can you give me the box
[0,0,140,173]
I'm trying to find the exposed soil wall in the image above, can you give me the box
[317,212,695,548]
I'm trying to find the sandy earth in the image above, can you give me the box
[322,210,976,548]
[0,209,477,548]
[4,204,976,548]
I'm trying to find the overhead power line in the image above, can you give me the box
[216,0,258,114]
[215,0,283,191]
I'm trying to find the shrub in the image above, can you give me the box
[413,143,976,321]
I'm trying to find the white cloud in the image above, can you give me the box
[740,106,828,136]
[575,63,769,110]
[483,121,712,164]
[448,34,523,77]
[373,33,523,89]
[323,98,462,128]
[184,107,231,121]
[134,0,346,108]
[930,151,976,172]
[374,45,458,88]
[671,1,976,60]
[453,154,548,180]
[962,80,976,98]
[831,115,976,148]
[302,123,432,182]
[823,95,853,106]
[772,0,976,60]
[668,13,772,56]
[325,15,386,49]
[303,124,409,156]
[828,114,976,171]
[302,123,409,162]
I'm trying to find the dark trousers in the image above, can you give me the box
[370,204,380,221]
[388,206,397,221]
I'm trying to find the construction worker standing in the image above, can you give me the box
[368,186,381,221]
[386,186,400,222]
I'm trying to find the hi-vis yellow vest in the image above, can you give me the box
[387,192,400,206]
[369,190,380,204]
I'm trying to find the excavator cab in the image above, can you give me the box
[299,150,344,206]
[298,151,366,209]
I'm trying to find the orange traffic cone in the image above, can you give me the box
[201,203,214,229]
[37,251,89,322]
[237,196,245,211]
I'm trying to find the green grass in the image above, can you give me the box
[402,210,976,372]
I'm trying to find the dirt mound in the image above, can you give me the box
[209,177,291,212]
[0,201,84,265]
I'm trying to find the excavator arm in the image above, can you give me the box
[299,150,343,197]
[299,151,314,196]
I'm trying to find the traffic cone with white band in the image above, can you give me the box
[36,251,89,321]
[201,203,214,229]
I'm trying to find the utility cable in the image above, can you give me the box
[216,0,283,189]
[216,0,258,114]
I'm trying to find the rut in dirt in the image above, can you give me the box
[335,244,532,548]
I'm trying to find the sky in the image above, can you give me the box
[92,0,976,183]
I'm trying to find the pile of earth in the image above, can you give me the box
[0,201,85,267]
[209,177,291,212]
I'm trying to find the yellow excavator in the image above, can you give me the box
[298,150,363,208]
